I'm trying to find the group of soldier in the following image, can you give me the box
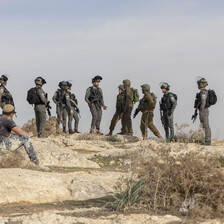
[0,74,214,146]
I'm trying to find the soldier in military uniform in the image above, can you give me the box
[119,79,133,135]
[52,81,67,133]
[134,84,163,140]
[85,76,107,134]
[0,75,14,109]
[34,77,49,138]
[106,84,125,136]
[195,78,211,145]
[64,82,80,134]
[160,83,177,141]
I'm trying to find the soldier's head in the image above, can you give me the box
[197,78,208,90]
[59,81,67,91]
[160,82,170,93]
[35,77,46,87]
[2,104,16,118]
[92,75,102,87]
[123,79,131,89]
[66,81,72,91]
[0,75,8,86]
[118,84,124,94]
[141,84,150,94]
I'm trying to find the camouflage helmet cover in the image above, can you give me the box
[123,79,131,86]
[141,84,150,91]
[118,84,124,90]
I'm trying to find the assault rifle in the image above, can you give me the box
[45,93,52,117]
[133,99,144,118]
[191,99,201,123]
[159,102,165,127]
[70,99,81,118]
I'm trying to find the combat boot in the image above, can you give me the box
[69,130,75,134]
[74,129,81,133]
[106,130,113,136]
[38,133,48,138]
[63,127,66,133]
[96,129,104,135]
[157,134,163,139]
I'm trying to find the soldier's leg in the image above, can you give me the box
[109,112,120,132]
[66,107,73,132]
[163,114,170,139]
[73,109,79,131]
[199,109,211,144]
[62,107,67,131]
[38,105,47,135]
[147,112,160,137]
[168,114,175,140]
[34,106,40,134]
[89,104,98,130]
[96,108,102,131]
[2,134,38,162]
[140,113,148,138]
[121,111,127,133]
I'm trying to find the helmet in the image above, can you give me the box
[160,82,170,90]
[123,79,131,86]
[0,75,8,83]
[118,84,124,90]
[66,81,72,88]
[92,75,102,83]
[141,84,150,91]
[35,77,46,85]
[197,78,208,88]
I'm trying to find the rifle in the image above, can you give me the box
[133,99,144,118]
[133,108,140,118]
[159,102,165,127]
[191,108,198,123]
[45,93,52,117]
[70,99,81,118]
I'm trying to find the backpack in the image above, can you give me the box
[207,89,217,107]
[169,92,178,102]
[150,92,157,109]
[131,88,139,103]
[27,87,40,104]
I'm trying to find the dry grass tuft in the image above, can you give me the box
[133,147,224,219]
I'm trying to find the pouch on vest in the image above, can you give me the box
[27,87,41,104]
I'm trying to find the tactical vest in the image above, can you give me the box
[88,87,103,104]
[194,90,211,109]
[0,86,14,106]
[116,93,125,113]
[70,93,78,108]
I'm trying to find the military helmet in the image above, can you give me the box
[0,75,8,83]
[35,77,46,85]
[118,84,124,90]
[197,78,208,88]
[66,81,72,88]
[123,79,131,86]
[92,75,102,83]
[59,81,67,88]
[141,84,150,91]
[160,82,170,90]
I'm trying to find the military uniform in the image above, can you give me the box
[198,89,211,144]
[121,86,133,134]
[34,87,48,137]
[160,92,177,140]
[85,86,104,132]
[52,89,67,131]
[109,90,125,132]
[64,91,79,133]
[140,92,160,138]
[0,85,14,109]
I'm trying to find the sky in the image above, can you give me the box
[0,0,224,138]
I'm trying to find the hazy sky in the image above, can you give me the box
[1,0,224,138]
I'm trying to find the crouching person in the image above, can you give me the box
[0,105,39,164]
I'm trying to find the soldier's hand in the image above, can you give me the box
[103,106,107,110]
[70,110,73,115]
[28,132,33,137]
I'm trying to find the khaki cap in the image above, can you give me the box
[3,104,16,114]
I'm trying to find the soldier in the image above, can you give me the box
[134,84,163,140]
[0,74,14,109]
[193,78,212,145]
[52,81,67,133]
[85,76,107,134]
[106,84,125,136]
[119,79,134,135]
[64,82,80,134]
[160,83,177,141]
[33,77,49,138]
[0,105,39,164]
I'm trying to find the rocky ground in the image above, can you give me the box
[0,133,223,224]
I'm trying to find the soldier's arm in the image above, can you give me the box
[65,93,72,110]
[145,93,154,109]
[169,94,177,113]
[0,87,4,108]
[37,89,48,105]
[85,88,91,104]
[99,88,105,106]
[124,88,132,111]
[52,92,59,104]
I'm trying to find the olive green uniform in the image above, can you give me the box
[34,87,48,136]
[109,92,125,132]
[0,85,14,109]
[65,91,79,132]
[121,87,133,134]
[140,92,160,138]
